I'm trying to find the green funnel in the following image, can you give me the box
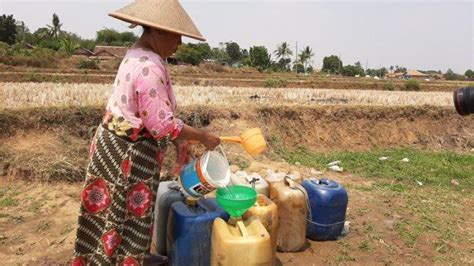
[216,185,257,217]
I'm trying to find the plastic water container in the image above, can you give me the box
[151,181,185,255]
[179,147,230,197]
[265,169,302,184]
[230,171,269,196]
[269,177,307,252]
[167,198,229,266]
[302,178,348,241]
[243,194,278,265]
[211,217,272,266]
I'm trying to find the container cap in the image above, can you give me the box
[186,197,198,206]
[310,178,339,189]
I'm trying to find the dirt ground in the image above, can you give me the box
[1,162,472,265]
[2,105,473,154]
[1,105,473,265]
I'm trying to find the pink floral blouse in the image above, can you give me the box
[102,48,183,142]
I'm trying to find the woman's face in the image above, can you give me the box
[150,29,182,58]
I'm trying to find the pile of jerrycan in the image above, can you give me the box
[151,128,349,265]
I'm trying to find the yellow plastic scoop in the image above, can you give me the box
[220,128,267,156]
[189,128,267,156]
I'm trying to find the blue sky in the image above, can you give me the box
[1,0,472,73]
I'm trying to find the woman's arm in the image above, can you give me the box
[175,124,220,150]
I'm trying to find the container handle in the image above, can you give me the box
[319,179,330,186]
[284,176,313,221]
[237,221,249,238]
[249,177,258,189]
[201,145,228,177]
[217,145,229,163]
[284,175,298,188]
[168,183,181,192]
[201,150,210,173]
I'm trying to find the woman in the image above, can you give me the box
[72,1,219,265]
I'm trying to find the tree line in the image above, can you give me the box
[0,13,472,79]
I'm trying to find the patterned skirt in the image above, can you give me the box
[72,125,167,265]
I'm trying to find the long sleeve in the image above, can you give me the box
[135,63,183,141]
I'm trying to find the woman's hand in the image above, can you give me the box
[200,131,221,150]
[174,124,220,150]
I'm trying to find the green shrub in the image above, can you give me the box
[403,79,421,91]
[0,46,60,68]
[265,78,288,88]
[31,48,60,67]
[264,78,277,88]
[0,42,9,56]
[77,58,100,70]
[5,43,27,56]
[383,81,396,91]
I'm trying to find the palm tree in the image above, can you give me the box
[299,46,315,74]
[61,34,80,55]
[47,13,62,38]
[274,42,293,70]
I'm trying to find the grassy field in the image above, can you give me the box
[277,147,474,189]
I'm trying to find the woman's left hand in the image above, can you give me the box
[172,139,193,174]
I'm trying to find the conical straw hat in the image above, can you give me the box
[109,0,205,41]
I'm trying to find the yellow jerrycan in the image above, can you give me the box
[211,217,272,266]
[243,194,278,266]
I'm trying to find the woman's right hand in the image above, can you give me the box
[175,124,220,150]
[200,131,221,150]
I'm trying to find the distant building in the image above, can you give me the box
[386,70,429,80]
[72,47,94,57]
[91,46,128,60]
[385,72,404,79]
[166,55,181,65]
[403,70,428,79]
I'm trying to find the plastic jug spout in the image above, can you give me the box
[227,216,242,225]
[237,220,249,238]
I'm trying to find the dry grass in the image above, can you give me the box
[0,82,453,109]
[1,130,88,182]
